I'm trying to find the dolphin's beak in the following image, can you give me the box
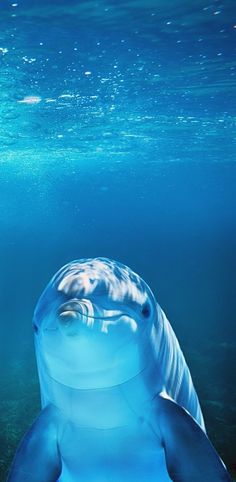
[57,299,127,321]
[57,299,138,335]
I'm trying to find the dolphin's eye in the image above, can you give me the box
[33,323,39,334]
[141,303,151,318]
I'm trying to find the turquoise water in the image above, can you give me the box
[0,0,236,480]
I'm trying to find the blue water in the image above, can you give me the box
[0,0,235,480]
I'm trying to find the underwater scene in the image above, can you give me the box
[0,0,236,480]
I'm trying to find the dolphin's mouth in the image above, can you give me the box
[57,299,128,321]
[57,299,138,334]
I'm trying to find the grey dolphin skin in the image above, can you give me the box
[7,258,232,481]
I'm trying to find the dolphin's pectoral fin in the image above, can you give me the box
[152,395,232,482]
[7,405,62,482]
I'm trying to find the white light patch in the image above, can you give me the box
[57,259,147,305]
[18,95,42,104]
[101,315,137,335]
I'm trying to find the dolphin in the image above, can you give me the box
[7,257,231,481]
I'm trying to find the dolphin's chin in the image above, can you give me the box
[40,343,143,390]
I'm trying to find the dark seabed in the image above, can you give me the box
[0,0,236,480]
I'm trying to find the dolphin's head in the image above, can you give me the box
[33,258,156,390]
